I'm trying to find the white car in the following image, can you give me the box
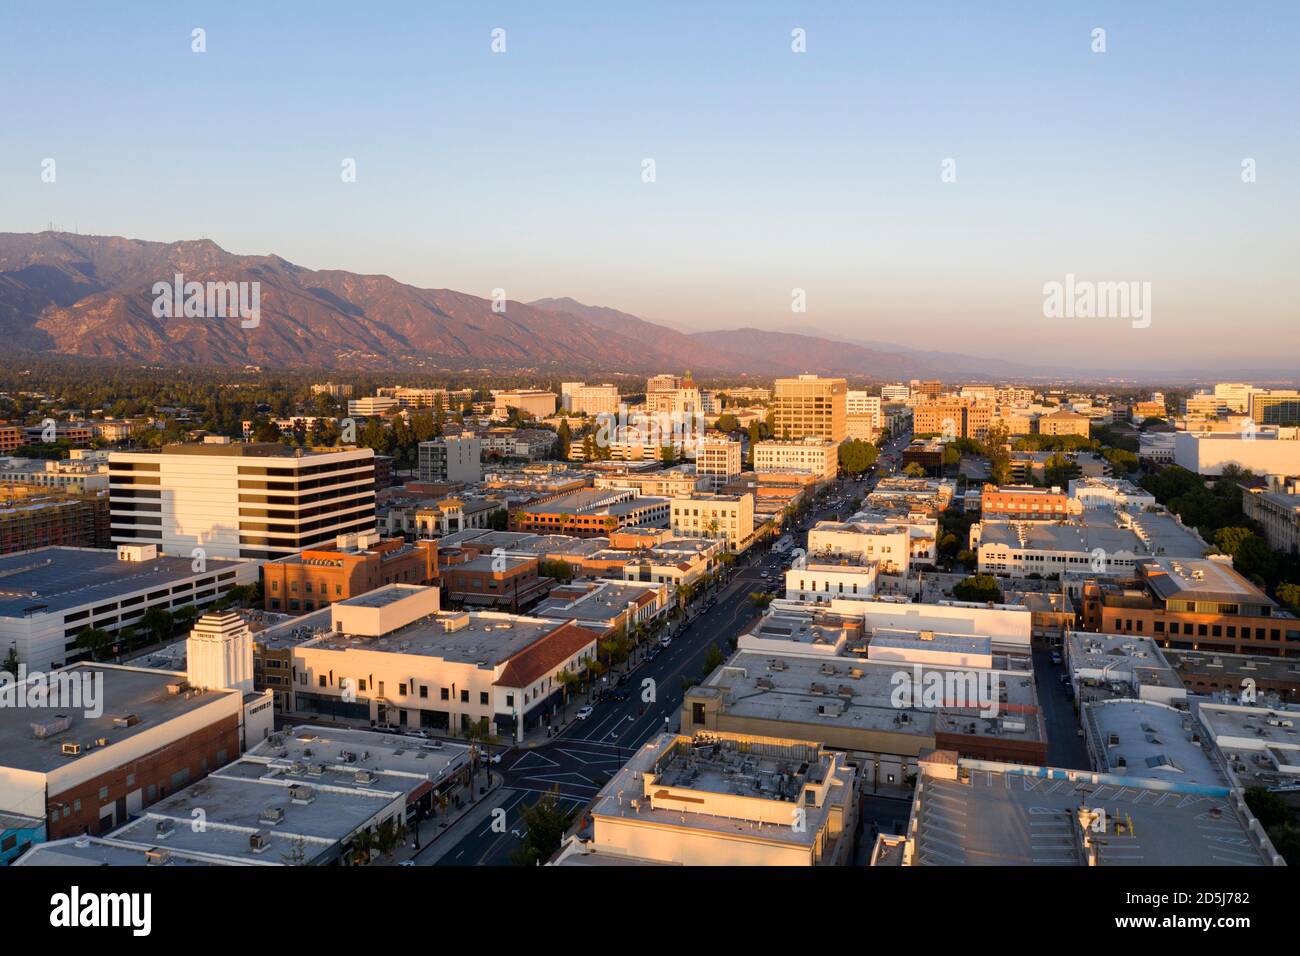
[660,635,673,648]
[576,705,594,720]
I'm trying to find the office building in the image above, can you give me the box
[418,434,482,484]
[753,439,839,481]
[1174,428,1300,476]
[669,493,755,551]
[695,437,742,491]
[510,488,669,537]
[773,375,847,442]
[1080,557,1299,656]
[109,439,376,560]
[560,382,620,417]
[491,389,557,420]
[1242,483,1300,554]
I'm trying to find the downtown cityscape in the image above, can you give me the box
[2,0,1297,938]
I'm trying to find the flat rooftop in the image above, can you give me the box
[1067,632,1184,693]
[1140,557,1275,606]
[0,546,246,618]
[534,580,660,621]
[109,771,398,864]
[13,836,229,867]
[309,610,562,667]
[697,650,1041,741]
[1084,699,1226,787]
[910,763,1270,865]
[978,512,1205,558]
[589,733,854,848]
[0,664,237,775]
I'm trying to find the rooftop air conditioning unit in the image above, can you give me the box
[61,742,81,756]
[249,831,272,853]
[354,770,376,785]
[155,819,175,839]
[259,806,286,825]
[289,784,315,804]
[145,848,171,866]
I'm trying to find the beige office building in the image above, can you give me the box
[696,437,742,491]
[774,375,847,442]
[670,493,755,551]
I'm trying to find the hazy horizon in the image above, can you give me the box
[4,2,1298,373]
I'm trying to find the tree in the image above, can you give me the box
[902,462,927,478]
[838,439,880,477]
[556,419,572,459]
[703,644,726,672]
[1278,582,1300,615]
[538,558,575,583]
[715,413,740,434]
[510,787,575,866]
[953,574,1003,603]
[74,626,112,661]
[139,607,175,645]
[984,423,1012,484]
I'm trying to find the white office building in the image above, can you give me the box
[109,439,376,560]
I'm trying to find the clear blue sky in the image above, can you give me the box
[2,1,1297,371]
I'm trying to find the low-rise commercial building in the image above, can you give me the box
[554,731,857,866]
[262,533,437,614]
[1080,557,1300,657]
[286,585,600,743]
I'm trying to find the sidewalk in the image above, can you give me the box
[382,769,502,866]
[406,772,509,866]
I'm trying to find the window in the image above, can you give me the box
[460,689,469,703]
[440,688,449,701]
[480,692,489,705]
[419,686,428,699]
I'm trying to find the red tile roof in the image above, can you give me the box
[493,621,601,689]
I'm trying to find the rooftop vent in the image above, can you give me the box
[145,848,171,866]
[155,819,175,839]
[259,806,285,825]
[289,784,315,804]
[249,830,272,853]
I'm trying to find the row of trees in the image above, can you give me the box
[1141,464,1300,607]
[73,584,262,660]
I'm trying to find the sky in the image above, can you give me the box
[2,1,1298,373]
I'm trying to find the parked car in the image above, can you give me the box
[576,705,594,720]
[1050,651,1063,665]
[660,635,673,648]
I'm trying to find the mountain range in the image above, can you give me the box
[1,232,1289,383]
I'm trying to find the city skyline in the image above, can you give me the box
[4,2,1298,371]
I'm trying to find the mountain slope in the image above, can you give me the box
[0,233,692,371]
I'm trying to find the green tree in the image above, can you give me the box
[74,626,113,661]
[953,574,1003,603]
[510,787,575,866]
[139,607,175,645]
[838,439,880,477]
[715,413,739,434]
[556,419,572,459]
